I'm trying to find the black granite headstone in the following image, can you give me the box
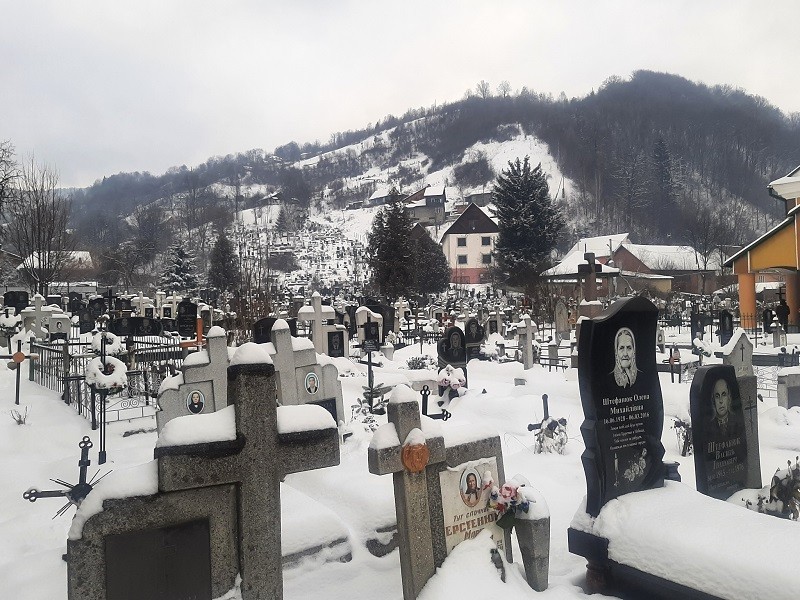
[327,331,345,358]
[163,306,172,319]
[88,297,107,318]
[177,300,198,338]
[112,317,163,337]
[144,307,155,319]
[252,317,298,344]
[690,365,748,500]
[111,317,133,337]
[78,309,95,334]
[3,291,29,315]
[68,292,83,314]
[577,296,666,517]
[362,320,380,352]
[365,304,395,339]
[437,326,466,367]
[160,318,177,332]
[464,317,484,361]
[488,320,498,335]
[690,311,704,340]
[718,310,734,346]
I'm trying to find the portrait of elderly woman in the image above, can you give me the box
[611,327,638,388]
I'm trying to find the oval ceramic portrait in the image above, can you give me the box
[186,390,205,414]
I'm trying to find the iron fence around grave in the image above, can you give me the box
[32,336,185,425]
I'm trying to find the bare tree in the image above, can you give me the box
[0,140,19,214]
[5,159,75,295]
[475,80,491,100]
[497,80,511,98]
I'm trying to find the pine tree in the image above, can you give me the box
[492,156,564,290]
[160,243,201,294]
[411,233,450,297]
[207,232,239,292]
[366,201,414,300]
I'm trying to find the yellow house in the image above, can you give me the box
[725,165,800,329]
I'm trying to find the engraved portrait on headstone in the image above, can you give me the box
[612,327,638,388]
[327,330,345,358]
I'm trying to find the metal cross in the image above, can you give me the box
[420,385,450,421]
[1,339,39,405]
[22,436,111,518]
[527,394,550,431]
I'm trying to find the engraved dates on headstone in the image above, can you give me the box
[690,365,748,500]
[577,296,666,516]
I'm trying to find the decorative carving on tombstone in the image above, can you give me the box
[577,296,667,517]
[690,365,748,500]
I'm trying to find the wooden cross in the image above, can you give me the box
[156,361,340,600]
[368,393,446,600]
[1,339,39,405]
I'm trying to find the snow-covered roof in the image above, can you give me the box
[369,188,391,201]
[424,185,445,197]
[621,242,721,271]
[768,165,800,200]
[541,250,620,277]
[566,233,629,258]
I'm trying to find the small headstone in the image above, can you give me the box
[577,296,666,516]
[690,365,748,499]
[690,311,704,340]
[554,300,569,342]
[49,314,71,342]
[327,330,345,358]
[718,309,734,346]
[78,309,95,334]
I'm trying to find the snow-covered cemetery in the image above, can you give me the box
[1,155,800,600]
[4,4,800,599]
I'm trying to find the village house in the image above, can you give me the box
[402,185,447,227]
[439,203,499,284]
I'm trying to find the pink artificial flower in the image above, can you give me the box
[499,483,518,501]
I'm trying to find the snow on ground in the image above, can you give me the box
[2,331,800,599]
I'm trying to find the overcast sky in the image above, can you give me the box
[2,0,798,188]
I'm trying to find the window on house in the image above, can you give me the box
[482,254,492,265]
[457,255,468,265]
[481,236,491,246]
[457,238,467,247]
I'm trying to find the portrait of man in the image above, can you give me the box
[187,390,205,414]
[612,327,638,388]
[460,469,482,507]
[707,378,744,442]
[305,372,319,395]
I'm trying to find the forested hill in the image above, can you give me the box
[70,70,799,248]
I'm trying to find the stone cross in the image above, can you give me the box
[20,293,49,339]
[156,356,340,600]
[297,292,335,353]
[394,297,410,331]
[131,292,153,316]
[368,389,446,600]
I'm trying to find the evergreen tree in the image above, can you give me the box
[492,156,564,290]
[648,137,679,237]
[160,243,201,294]
[207,232,239,292]
[366,201,413,300]
[411,233,450,297]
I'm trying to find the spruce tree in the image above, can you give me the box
[492,156,564,290]
[160,243,201,294]
[411,233,450,297]
[366,201,413,300]
[207,232,239,292]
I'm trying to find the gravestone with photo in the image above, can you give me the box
[464,317,484,362]
[111,316,164,338]
[719,330,761,489]
[368,387,520,600]
[690,365,749,500]
[156,327,230,432]
[68,292,83,315]
[68,350,340,600]
[88,297,106,319]
[437,326,467,385]
[575,296,667,516]
[49,314,71,342]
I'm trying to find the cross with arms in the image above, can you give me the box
[156,350,340,600]
[368,387,446,600]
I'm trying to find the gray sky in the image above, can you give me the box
[2,0,798,188]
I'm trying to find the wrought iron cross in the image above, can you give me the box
[527,394,550,431]
[420,385,450,421]
[23,436,110,518]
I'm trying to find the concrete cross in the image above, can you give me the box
[21,293,49,339]
[297,292,335,353]
[156,358,340,600]
[517,313,538,370]
[368,390,445,600]
[131,292,153,316]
